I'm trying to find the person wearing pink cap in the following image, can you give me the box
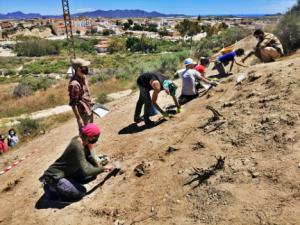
[39,123,115,202]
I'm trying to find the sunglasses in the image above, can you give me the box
[88,135,99,144]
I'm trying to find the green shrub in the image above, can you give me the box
[126,36,157,53]
[15,39,60,57]
[194,27,251,58]
[116,73,131,81]
[276,0,300,53]
[17,118,41,136]
[90,74,110,84]
[96,92,110,104]
[13,77,56,97]
[20,77,56,91]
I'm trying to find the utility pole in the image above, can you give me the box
[61,0,76,59]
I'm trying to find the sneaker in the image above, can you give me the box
[144,119,155,126]
[134,116,143,123]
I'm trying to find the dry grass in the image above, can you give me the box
[90,77,134,97]
[0,80,69,118]
[0,76,133,119]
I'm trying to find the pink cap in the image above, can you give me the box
[82,123,101,138]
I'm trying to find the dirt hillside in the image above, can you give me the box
[0,50,299,225]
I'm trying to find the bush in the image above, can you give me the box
[108,38,126,54]
[126,36,157,53]
[13,77,56,97]
[15,39,60,57]
[17,118,41,136]
[276,0,300,53]
[13,83,34,97]
[96,92,110,104]
[20,77,56,91]
[194,27,251,58]
[116,73,131,81]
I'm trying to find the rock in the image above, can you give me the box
[259,95,280,103]
[251,172,260,178]
[248,74,261,82]
[114,219,125,225]
[166,146,179,155]
[134,163,146,177]
[248,168,259,178]
[178,170,184,174]
[236,74,247,85]
[222,101,236,108]
[298,164,300,169]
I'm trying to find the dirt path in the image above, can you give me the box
[0,57,299,225]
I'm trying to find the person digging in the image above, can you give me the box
[212,48,246,77]
[176,58,217,105]
[242,29,284,63]
[134,72,181,126]
[39,123,116,202]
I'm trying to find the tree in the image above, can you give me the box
[158,27,170,37]
[197,15,201,21]
[128,19,134,26]
[123,22,131,30]
[175,19,201,37]
[276,0,300,52]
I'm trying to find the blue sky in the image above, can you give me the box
[0,0,297,15]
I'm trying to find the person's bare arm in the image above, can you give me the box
[235,59,248,68]
[72,106,84,128]
[195,73,210,84]
[171,95,180,109]
[229,60,235,72]
[151,81,165,114]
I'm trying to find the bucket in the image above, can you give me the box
[149,105,159,116]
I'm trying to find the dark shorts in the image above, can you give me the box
[179,94,198,105]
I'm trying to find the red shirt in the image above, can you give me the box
[0,140,8,154]
[195,65,206,74]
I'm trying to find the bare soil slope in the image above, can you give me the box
[0,53,299,225]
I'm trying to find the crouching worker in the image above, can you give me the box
[39,123,115,202]
[134,72,180,126]
[213,49,245,77]
[177,58,216,105]
[242,29,284,63]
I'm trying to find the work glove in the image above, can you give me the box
[162,111,170,118]
[210,81,218,87]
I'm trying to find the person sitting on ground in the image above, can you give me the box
[213,48,246,77]
[7,128,19,148]
[134,72,181,126]
[0,134,8,154]
[69,58,93,133]
[39,123,115,202]
[177,58,216,105]
[242,29,284,63]
[195,57,210,78]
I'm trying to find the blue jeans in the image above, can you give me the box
[43,172,96,201]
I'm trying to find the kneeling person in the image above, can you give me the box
[39,123,114,201]
[243,29,284,63]
[178,58,215,105]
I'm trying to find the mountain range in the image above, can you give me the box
[0,10,186,20]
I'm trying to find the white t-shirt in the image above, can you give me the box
[177,69,202,96]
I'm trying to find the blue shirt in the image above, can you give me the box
[218,51,237,64]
